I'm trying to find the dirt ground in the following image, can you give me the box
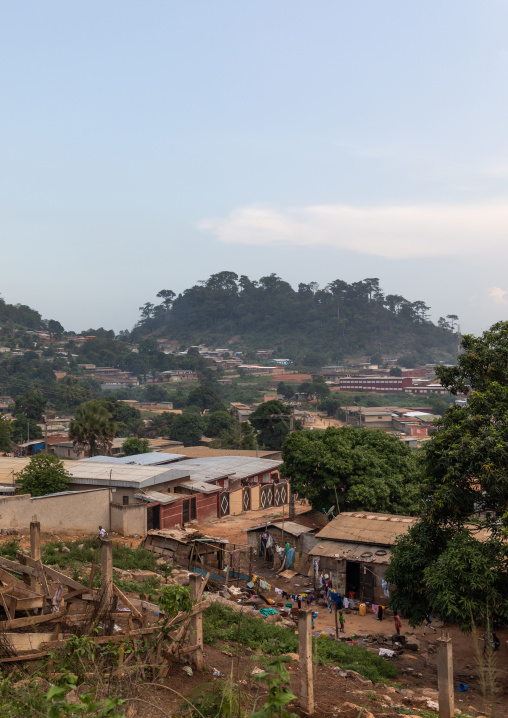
[193,510,508,717]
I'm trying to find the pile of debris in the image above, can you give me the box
[0,521,209,673]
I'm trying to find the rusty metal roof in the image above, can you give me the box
[309,539,392,563]
[315,512,418,546]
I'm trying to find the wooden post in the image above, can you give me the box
[101,539,113,604]
[289,484,295,519]
[437,635,454,718]
[248,547,254,580]
[224,552,231,587]
[298,608,314,715]
[30,521,41,594]
[334,605,339,639]
[189,573,203,670]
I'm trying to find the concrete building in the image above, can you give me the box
[309,512,418,605]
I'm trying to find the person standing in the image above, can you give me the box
[394,614,402,635]
[378,605,384,622]
[339,611,345,633]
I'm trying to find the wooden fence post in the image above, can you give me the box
[101,539,113,604]
[298,607,314,715]
[189,573,203,669]
[30,521,41,594]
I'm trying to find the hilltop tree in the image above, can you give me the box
[387,321,508,630]
[16,454,70,497]
[69,401,116,457]
[282,427,422,515]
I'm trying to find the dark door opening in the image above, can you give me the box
[147,505,160,531]
[190,497,196,521]
[182,500,190,525]
[346,561,361,598]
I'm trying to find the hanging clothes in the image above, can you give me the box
[286,547,295,569]
[284,542,290,555]
[266,534,274,549]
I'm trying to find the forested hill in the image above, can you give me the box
[134,272,458,363]
[0,296,64,333]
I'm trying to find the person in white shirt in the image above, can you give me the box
[98,526,108,540]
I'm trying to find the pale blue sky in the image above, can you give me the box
[1,1,508,334]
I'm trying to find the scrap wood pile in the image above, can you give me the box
[0,522,209,676]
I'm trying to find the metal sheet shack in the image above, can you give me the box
[310,512,418,605]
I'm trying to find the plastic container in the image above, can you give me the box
[359,603,367,616]
[459,684,468,692]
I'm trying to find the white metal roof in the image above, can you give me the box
[176,456,281,482]
[67,463,190,489]
[81,452,186,466]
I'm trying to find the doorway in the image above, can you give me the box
[346,561,361,598]
[147,505,160,531]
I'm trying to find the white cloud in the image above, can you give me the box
[488,287,508,304]
[198,202,508,260]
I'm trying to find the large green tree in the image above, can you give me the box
[10,416,43,444]
[122,437,150,456]
[387,321,508,630]
[16,454,70,497]
[69,401,116,457]
[13,390,47,421]
[0,415,11,453]
[169,414,204,446]
[281,426,422,514]
[250,400,292,451]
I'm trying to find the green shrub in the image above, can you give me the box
[0,540,21,560]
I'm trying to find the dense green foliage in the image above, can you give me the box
[41,537,159,572]
[69,400,116,456]
[10,416,43,443]
[121,437,150,455]
[16,454,70,496]
[203,602,397,683]
[250,400,292,450]
[13,389,47,420]
[169,413,205,446]
[135,272,457,362]
[282,426,423,514]
[0,414,12,452]
[387,321,508,630]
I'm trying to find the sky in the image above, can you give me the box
[1,1,508,335]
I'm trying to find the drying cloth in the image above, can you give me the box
[286,547,295,569]
[231,550,241,571]
[259,608,279,618]
[326,593,333,614]
[284,542,290,555]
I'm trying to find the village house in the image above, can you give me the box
[309,512,418,605]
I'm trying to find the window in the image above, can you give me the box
[123,495,129,505]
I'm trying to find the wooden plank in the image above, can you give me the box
[0,567,32,591]
[0,556,36,577]
[43,566,88,592]
[0,592,11,620]
[18,554,50,597]
[112,585,143,623]
[0,610,69,630]
[0,652,48,664]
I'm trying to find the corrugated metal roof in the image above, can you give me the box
[176,456,281,481]
[134,491,181,505]
[310,539,392,563]
[82,452,185,466]
[315,512,418,546]
[67,463,190,489]
[179,480,222,494]
[246,521,314,537]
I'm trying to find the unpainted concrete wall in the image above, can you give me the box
[0,489,111,533]
[110,502,147,536]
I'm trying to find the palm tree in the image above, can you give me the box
[69,401,116,457]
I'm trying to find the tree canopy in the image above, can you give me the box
[69,401,116,457]
[281,426,423,515]
[387,321,508,630]
[16,454,70,497]
[169,414,204,446]
[134,273,457,363]
[250,400,292,451]
[122,437,150,455]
